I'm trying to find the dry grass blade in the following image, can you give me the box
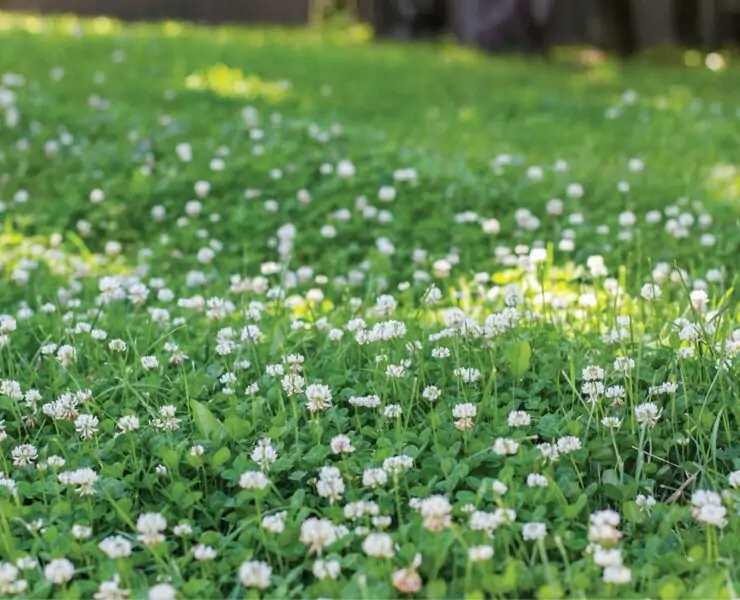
[666,470,700,504]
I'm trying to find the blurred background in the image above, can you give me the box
[1,0,739,58]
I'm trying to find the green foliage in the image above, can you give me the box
[0,10,738,600]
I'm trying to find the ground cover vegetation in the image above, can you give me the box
[0,11,740,599]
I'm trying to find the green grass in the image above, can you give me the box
[0,11,740,599]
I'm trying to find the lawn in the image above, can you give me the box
[1,11,740,599]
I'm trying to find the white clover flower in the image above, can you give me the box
[522,522,547,541]
[349,394,381,408]
[90,328,107,340]
[0,565,26,596]
[628,157,644,172]
[636,494,656,512]
[431,346,450,358]
[545,198,564,216]
[601,416,622,429]
[526,473,548,488]
[330,435,355,455]
[250,438,278,470]
[344,501,380,520]
[452,403,476,430]
[47,455,65,468]
[0,316,17,334]
[394,167,418,182]
[94,574,129,600]
[238,560,271,589]
[140,356,159,370]
[382,455,414,474]
[508,410,531,428]
[312,559,341,580]
[305,383,332,412]
[424,285,443,304]
[105,241,122,256]
[613,356,635,373]
[363,468,388,488]
[136,512,167,545]
[678,346,696,360]
[176,142,192,162]
[15,557,37,570]
[384,404,403,419]
[148,583,176,600]
[689,289,709,311]
[193,544,217,561]
[71,524,92,540]
[603,565,632,584]
[373,294,397,315]
[189,444,205,457]
[556,436,582,454]
[392,554,422,594]
[493,438,519,456]
[151,404,180,431]
[173,523,192,537]
[592,545,623,568]
[468,545,494,562]
[262,511,287,534]
[316,466,345,503]
[373,515,392,529]
[113,414,139,435]
[418,495,452,532]
[44,558,75,584]
[566,183,584,198]
[362,532,395,557]
[239,470,270,490]
[194,180,210,198]
[691,490,727,527]
[99,535,133,558]
[55,344,77,367]
[385,364,406,378]
[11,444,37,467]
[108,340,128,354]
[300,517,338,554]
[640,283,662,301]
[74,414,99,439]
[587,254,607,277]
[588,510,622,544]
[635,401,662,428]
[492,480,508,495]
[422,385,442,402]
[378,186,396,202]
[489,506,515,528]
[527,166,543,181]
[0,380,23,401]
[582,365,605,381]
[454,367,481,383]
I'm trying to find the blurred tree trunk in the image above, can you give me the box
[596,0,636,56]
[523,0,558,54]
[409,0,447,37]
[673,0,701,47]
[362,0,400,36]
[367,0,447,39]
[454,0,482,45]
[728,0,740,45]
[477,0,557,54]
[709,0,740,48]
